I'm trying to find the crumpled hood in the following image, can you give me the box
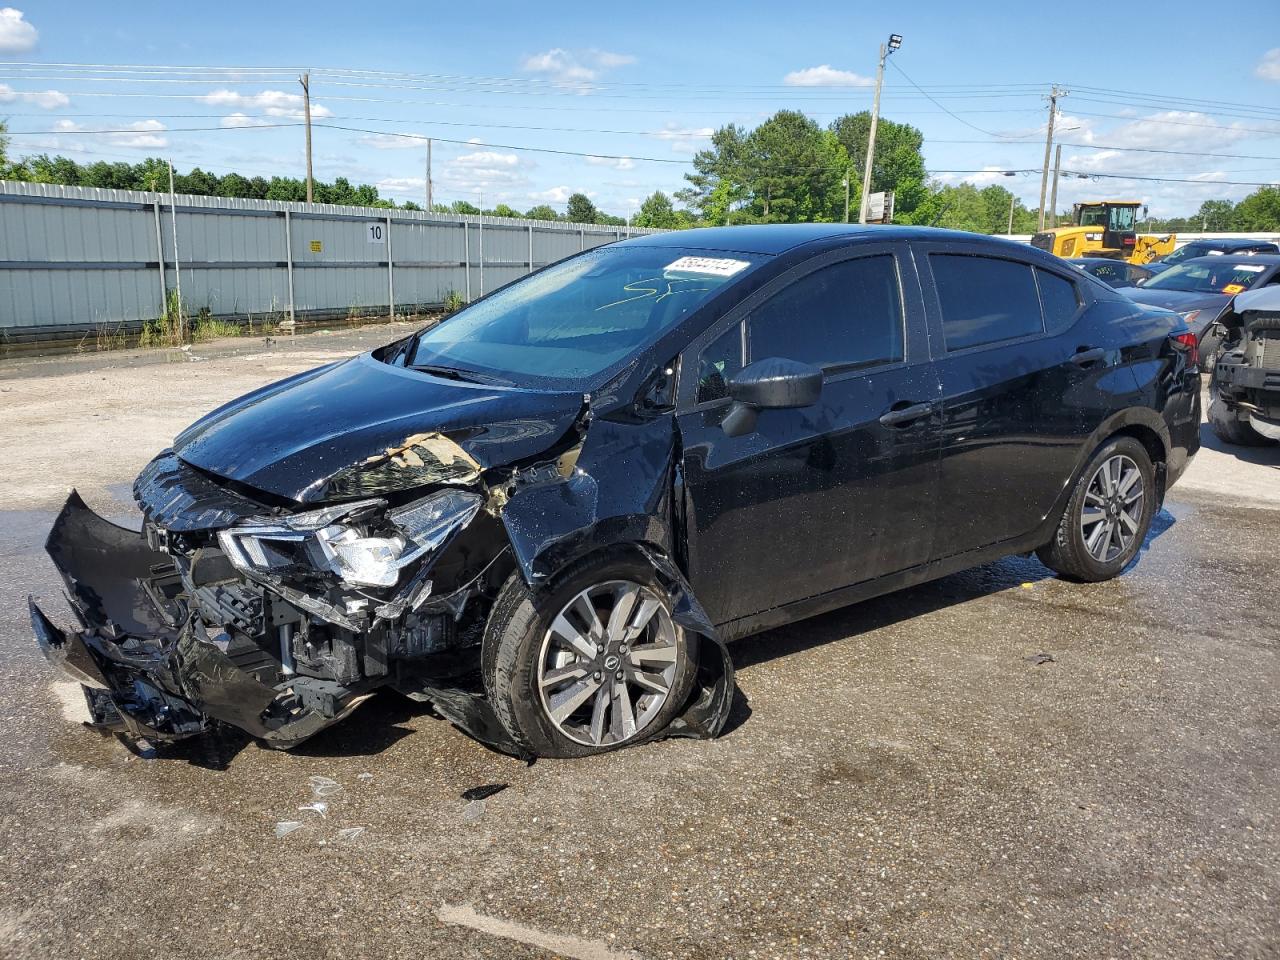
[174,353,586,502]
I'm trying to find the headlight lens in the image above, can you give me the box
[219,489,483,589]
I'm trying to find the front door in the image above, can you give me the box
[675,245,941,627]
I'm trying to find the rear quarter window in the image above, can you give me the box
[930,254,1044,351]
[1036,268,1081,328]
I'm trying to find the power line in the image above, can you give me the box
[885,60,1010,137]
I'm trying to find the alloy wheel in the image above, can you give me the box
[536,580,680,747]
[1079,454,1145,563]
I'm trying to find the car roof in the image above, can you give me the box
[1179,253,1280,266]
[615,223,1030,256]
[1185,238,1277,249]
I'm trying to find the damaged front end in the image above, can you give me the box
[33,409,735,757]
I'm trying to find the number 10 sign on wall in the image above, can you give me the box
[368,223,385,244]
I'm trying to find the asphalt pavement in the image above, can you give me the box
[0,327,1276,959]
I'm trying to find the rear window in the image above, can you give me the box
[931,255,1044,351]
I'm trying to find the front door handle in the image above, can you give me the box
[1071,346,1106,367]
[879,401,934,427]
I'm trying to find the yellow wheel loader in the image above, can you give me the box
[1030,201,1175,264]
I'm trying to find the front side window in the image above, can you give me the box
[746,255,904,370]
[931,254,1044,351]
[408,246,763,387]
[696,323,743,404]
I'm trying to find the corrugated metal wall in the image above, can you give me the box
[0,181,662,337]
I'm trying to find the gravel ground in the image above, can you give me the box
[0,329,1276,960]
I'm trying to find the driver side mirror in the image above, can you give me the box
[721,357,824,437]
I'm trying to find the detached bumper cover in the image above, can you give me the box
[31,492,353,747]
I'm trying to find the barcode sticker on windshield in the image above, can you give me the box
[1234,264,1266,272]
[664,256,750,278]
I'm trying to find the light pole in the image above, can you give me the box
[859,33,901,225]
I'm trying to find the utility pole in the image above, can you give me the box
[1037,85,1065,231]
[843,168,851,223]
[1007,193,1015,235]
[859,34,902,224]
[425,138,433,211]
[1048,143,1062,229]
[299,72,314,203]
[167,159,183,340]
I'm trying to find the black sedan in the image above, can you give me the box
[1124,254,1280,343]
[31,225,1201,759]
[1145,237,1279,275]
[1070,257,1155,289]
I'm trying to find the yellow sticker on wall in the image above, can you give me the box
[1221,283,1246,294]
[309,240,323,253]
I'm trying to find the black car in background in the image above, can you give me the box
[31,225,1201,759]
[1070,257,1155,289]
[1145,238,1279,276]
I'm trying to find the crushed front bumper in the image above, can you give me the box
[30,492,370,748]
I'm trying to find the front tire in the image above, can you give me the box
[1037,437,1156,582]
[481,556,698,758]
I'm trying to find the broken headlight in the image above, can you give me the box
[218,489,483,589]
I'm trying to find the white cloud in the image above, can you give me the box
[359,132,423,150]
[453,149,520,169]
[201,89,333,120]
[520,48,636,91]
[936,166,1016,188]
[51,118,168,149]
[220,112,271,129]
[1256,48,1280,81]
[586,155,635,170]
[651,123,714,155]
[0,7,37,52]
[783,65,873,87]
[0,83,67,108]
[527,185,574,205]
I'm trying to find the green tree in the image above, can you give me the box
[524,204,559,221]
[490,203,520,218]
[829,112,927,220]
[1195,199,1237,231]
[676,123,750,221]
[634,190,677,229]
[566,192,598,223]
[217,172,255,198]
[1233,187,1280,231]
[450,199,481,215]
[742,110,848,222]
[266,176,307,201]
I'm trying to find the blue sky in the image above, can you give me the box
[1,1,1278,217]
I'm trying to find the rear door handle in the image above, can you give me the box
[879,402,934,427]
[1071,347,1106,367]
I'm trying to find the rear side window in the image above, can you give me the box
[748,255,904,369]
[930,254,1044,351]
[1036,268,1080,327]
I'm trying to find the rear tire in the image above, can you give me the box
[481,555,698,759]
[1037,437,1156,583]
[1208,393,1271,446]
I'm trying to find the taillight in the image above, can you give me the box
[1173,331,1199,368]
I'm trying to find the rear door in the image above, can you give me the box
[914,242,1098,560]
[675,243,940,626]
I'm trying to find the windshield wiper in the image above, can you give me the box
[410,363,513,386]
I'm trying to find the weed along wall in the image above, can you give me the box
[0,181,661,344]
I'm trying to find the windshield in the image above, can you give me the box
[1160,243,1213,266]
[409,246,761,386]
[1141,260,1269,294]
